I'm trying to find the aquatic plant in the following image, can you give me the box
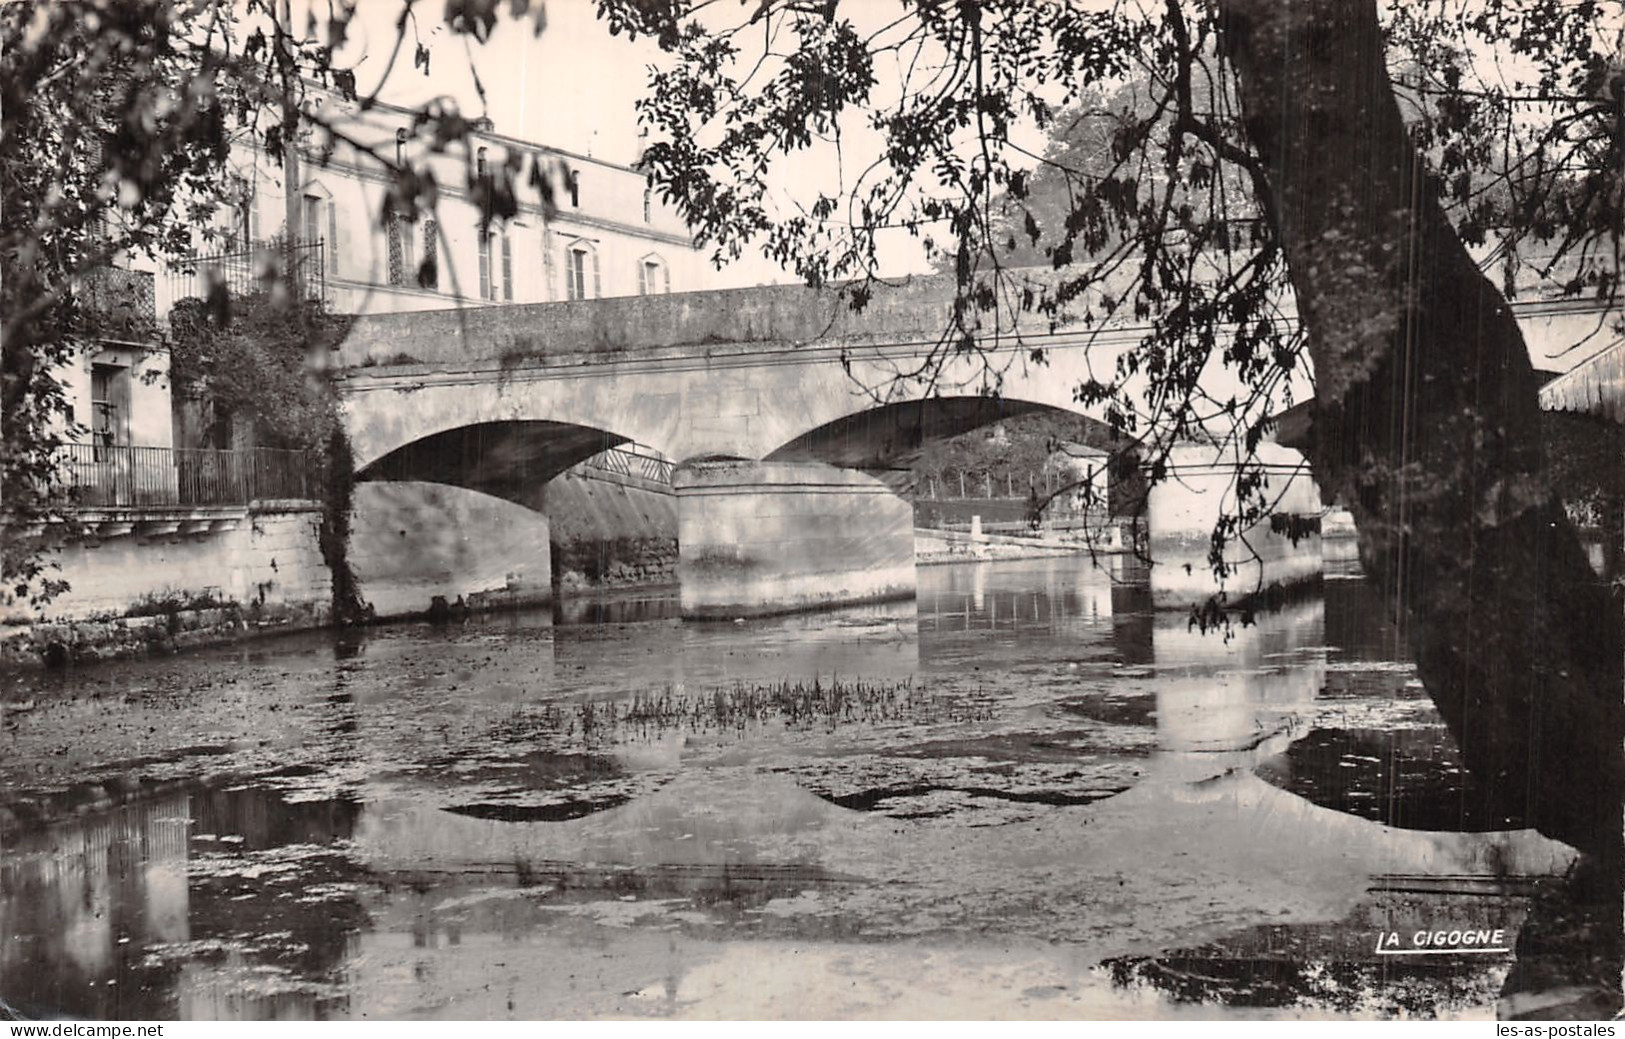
[493,676,995,748]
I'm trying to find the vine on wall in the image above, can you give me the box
[168,288,367,623]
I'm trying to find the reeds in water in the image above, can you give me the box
[496,676,995,744]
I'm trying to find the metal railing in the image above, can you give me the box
[922,468,1102,501]
[166,238,326,310]
[934,510,1114,533]
[577,444,675,485]
[56,443,318,508]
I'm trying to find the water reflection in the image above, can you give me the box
[1147,597,1326,782]
[920,558,1122,641]
[0,785,363,1020]
[554,588,679,628]
[0,557,1577,1020]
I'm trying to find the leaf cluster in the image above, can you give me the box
[168,290,351,454]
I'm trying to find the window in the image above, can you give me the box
[205,402,235,450]
[501,232,513,301]
[542,231,554,300]
[643,179,652,223]
[477,228,514,302]
[564,240,598,301]
[301,194,323,246]
[90,363,127,456]
[395,127,407,168]
[387,211,416,287]
[478,228,493,300]
[568,169,579,208]
[566,247,586,300]
[90,365,114,447]
[637,255,670,296]
[229,175,256,249]
[301,187,335,277]
[476,146,487,179]
[420,218,439,289]
[236,197,255,250]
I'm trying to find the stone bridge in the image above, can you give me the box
[335,275,1191,618]
[334,276,1611,619]
[336,276,1175,485]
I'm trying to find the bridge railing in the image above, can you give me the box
[575,444,675,485]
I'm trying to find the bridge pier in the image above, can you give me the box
[1146,443,1324,610]
[674,460,915,620]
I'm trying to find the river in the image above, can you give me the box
[0,559,1573,1020]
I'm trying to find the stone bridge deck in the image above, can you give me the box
[335,272,1279,485]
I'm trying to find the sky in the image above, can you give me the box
[319,0,968,282]
[333,0,662,166]
[321,0,840,286]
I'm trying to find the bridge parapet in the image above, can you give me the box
[335,269,1121,370]
[336,268,1605,381]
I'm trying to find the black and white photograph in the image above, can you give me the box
[1,0,1621,1024]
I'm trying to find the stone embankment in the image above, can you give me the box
[2,506,332,669]
[915,526,1118,565]
[4,470,685,668]
[542,469,678,591]
[2,601,326,667]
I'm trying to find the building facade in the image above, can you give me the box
[160,92,716,322]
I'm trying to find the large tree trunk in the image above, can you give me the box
[1215,0,1622,863]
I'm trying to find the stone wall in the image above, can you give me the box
[336,273,1001,369]
[675,460,915,619]
[348,481,552,618]
[1,506,332,666]
[539,470,678,591]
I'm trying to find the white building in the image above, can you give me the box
[52,80,733,475]
[160,91,718,321]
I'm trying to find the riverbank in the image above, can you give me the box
[915,526,1124,565]
[2,470,682,670]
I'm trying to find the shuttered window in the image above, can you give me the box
[501,232,513,301]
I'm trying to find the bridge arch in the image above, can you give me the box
[357,418,634,505]
[349,417,672,620]
[337,323,1138,480]
[764,395,1121,471]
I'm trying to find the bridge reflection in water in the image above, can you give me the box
[0,559,1569,1020]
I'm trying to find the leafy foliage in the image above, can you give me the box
[168,290,351,454]
[1387,1,1622,298]
[0,0,558,605]
[613,0,1309,580]
[2,3,1618,584]
[914,412,1093,483]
